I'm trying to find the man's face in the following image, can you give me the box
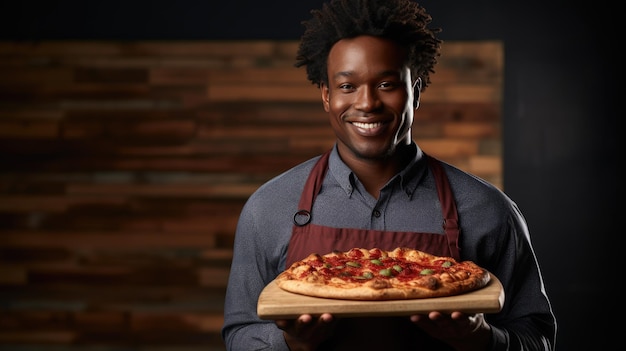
[321,35,417,162]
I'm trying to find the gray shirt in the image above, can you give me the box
[221,143,556,350]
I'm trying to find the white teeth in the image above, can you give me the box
[352,122,382,129]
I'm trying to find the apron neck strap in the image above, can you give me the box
[426,154,461,258]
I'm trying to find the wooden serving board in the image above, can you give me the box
[257,273,504,319]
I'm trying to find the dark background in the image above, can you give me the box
[0,1,617,349]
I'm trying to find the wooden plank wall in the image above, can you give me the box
[0,40,502,351]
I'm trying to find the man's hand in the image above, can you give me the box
[275,313,337,351]
[410,311,491,351]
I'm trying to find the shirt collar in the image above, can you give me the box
[327,143,429,198]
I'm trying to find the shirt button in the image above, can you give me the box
[373,210,381,217]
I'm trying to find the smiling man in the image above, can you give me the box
[322,35,418,197]
[221,0,556,350]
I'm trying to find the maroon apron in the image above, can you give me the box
[286,150,461,350]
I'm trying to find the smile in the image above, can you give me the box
[352,122,383,129]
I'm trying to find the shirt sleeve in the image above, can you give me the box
[221,191,291,351]
[221,159,316,351]
[483,202,557,351]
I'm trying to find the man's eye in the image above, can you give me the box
[339,83,353,90]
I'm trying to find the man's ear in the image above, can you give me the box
[321,83,330,112]
[412,77,422,109]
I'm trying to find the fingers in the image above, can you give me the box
[275,314,313,331]
[409,311,444,324]
[410,311,486,341]
[275,313,336,341]
[411,311,472,322]
[275,313,336,349]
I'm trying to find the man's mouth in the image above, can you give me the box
[352,121,383,129]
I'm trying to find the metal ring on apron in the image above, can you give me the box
[293,209,312,226]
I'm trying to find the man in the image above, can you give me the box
[221,0,557,350]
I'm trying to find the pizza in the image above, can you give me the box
[275,247,490,300]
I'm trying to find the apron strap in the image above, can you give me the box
[293,150,331,226]
[426,154,461,259]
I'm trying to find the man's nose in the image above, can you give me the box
[354,86,379,111]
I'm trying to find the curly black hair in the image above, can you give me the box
[295,0,441,91]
